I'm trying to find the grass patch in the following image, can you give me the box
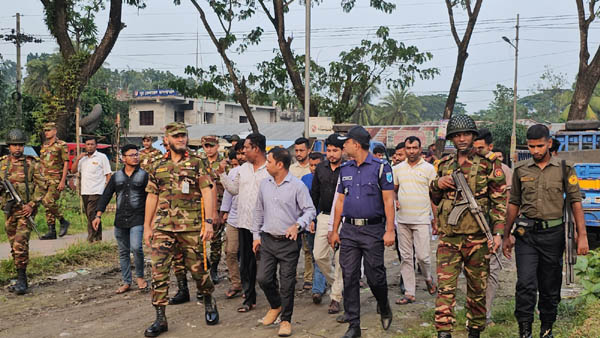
[0,191,115,242]
[0,240,118,284]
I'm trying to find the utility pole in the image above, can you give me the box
[502,14,519,167]
[304,0,311,138]
[0,13,43,127]
[15,13,22,125]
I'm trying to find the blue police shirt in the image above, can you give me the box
[337,153,394,219]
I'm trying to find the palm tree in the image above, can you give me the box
[377,88,423,125]
[350,86,380,125]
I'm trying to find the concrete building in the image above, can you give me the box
[125,89,281,138]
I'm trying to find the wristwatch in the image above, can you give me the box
[296,223,302,232]
[494,233,503,239]
[205,219,213,224]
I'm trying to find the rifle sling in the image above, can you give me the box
[23,157,30,203]
[561,160,571,214]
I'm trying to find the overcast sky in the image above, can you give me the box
[1,0,597,113]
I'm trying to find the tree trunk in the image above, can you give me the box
[443,48,468,120]
[266,0,319,117]
[568,63,600,120]
[190,0,259,133]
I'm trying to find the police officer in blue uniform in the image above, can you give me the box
[330,126,396,338]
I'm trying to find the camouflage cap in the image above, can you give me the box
[43,122,57,131]
[201,135,218,146]
[165,122,187,136]
[142,134,153,141]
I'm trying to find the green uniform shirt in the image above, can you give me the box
[146,151,212,232]
[430,149,507,236]
[509,156,582,220]
[139,147,163,172]
[40,139,68,180]
[0,155,46,208]
[200,153,229,206]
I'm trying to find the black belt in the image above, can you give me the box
[321,211,330,215]
[261,232,292,241]
[345,217,384,226]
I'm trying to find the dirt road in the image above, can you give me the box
[0,241,531,338]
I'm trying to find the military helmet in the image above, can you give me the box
[446,114,478,139]
[6,129,27,145]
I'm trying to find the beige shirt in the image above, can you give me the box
[289,161,311,179]
[393,158,437,224]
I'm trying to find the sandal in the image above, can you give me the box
[395,295,415,305]
[426,279,437,295]
[226,288,242,299]
[116,284,131,294]
[237,303,256,313]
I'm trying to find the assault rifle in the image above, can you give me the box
[0,179,41,238]
[562,160,577,285]
[447,169,503,269]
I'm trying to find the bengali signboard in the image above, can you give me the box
[309,117,334,138]
[134,89,180,97]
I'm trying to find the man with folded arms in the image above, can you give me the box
[253,147,316,337]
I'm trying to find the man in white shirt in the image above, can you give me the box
[289,137,314,290]
[218,133,270,313]
[394,136,437,305]
[72,137,111,242]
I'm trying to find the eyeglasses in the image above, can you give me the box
[123,153,139,157]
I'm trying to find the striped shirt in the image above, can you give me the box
[393,158,436,224]
[220,166,240,227]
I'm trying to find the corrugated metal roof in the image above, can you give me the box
[187,122,305,141]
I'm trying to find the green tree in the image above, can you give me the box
[417,94,466,121]
[474,84,527,121]
[377,88,423,125]
[40,0,145,140]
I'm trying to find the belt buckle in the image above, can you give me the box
[355,219,365,226]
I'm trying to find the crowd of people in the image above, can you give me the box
[0,114,591,338]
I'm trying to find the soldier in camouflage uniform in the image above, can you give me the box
[39,122,70,240]
[429,114,507,338]
[0,129,46,295]
[140,134,163,172]
[143,122,219,337]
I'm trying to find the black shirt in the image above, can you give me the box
[97,166,148,228]
[310,160,341,214]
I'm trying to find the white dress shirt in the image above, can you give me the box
[78,151,111,195]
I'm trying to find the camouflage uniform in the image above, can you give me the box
[140,146,163,172]
[430,149,507,332]
[0,155,46,269]
[146,145,215,306]
[40,136,68,229]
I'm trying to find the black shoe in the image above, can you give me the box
[518,321,532,338]
[341,326,361,338]
[336,314,348,323]
[14,268,27,295]
[379,303,392,330]
[40,226,57,240]
[438,332,452,338]
[210,263,220,284]
[144,305,168,337]
[468,328,481,338]
[203,294,219,325]
[168,277,190,305]
[540,322,554,338]
[58,218,70,237]
[312,293,322,304]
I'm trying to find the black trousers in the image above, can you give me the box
[515,224,565,324]
[239,228,257,306]
[257,233,300,322]
[339,223,389,328]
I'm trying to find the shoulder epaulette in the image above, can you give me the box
[485,152,497,161]
[439,154,453,163]
[341,160,352,167]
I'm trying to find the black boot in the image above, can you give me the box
[144,305,168,337]
[518,321,533,338]
[58,217,70,237]
[210,262,220,284]
[168,276,190,305]
[437,332,452,338]
[379,302,392,330]
[540,322,554,338]
[203,294,219,325]
[467,328,481,338]
[40,225,57,240]
[341,326,361,338]
[14,268,28,295]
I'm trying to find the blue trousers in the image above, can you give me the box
[340,223,389,328]
[305,231,327,294]
[114,225,145,285]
